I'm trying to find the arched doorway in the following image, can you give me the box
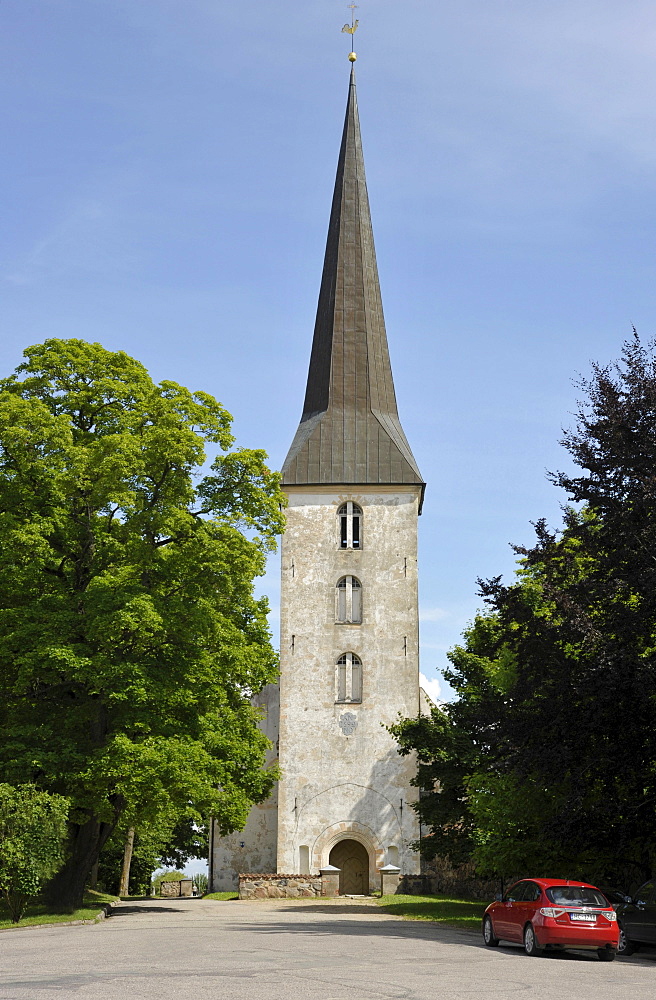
[329,839,369,895]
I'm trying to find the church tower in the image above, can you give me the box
[276,64,424,890]
[210,63,425,894]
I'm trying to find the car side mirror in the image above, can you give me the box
[494,893,503,902]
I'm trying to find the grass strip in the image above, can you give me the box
[202,891,239,900]
[0,889,119,930]
[378,893,487,931]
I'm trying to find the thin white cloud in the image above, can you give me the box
[419,672,442,706]
[419,606,449,622]
[3,171,143,287]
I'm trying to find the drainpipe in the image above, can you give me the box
[208,818,215,891]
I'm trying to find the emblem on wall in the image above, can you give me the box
[339,712,357,736]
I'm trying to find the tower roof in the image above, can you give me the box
[281,68,424,493]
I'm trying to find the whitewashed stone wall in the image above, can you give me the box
[277,486,422,882]
[210,683,279,891]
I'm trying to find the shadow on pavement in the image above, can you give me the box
[231,917,481,945]
[226,908,656,965]
[111,905,188,916]
[269,904,391,916]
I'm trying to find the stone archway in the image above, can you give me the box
[329,839,369,895]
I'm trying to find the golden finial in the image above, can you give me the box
[342,3,358,62]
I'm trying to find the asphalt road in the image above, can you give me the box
[0,896,654,1000]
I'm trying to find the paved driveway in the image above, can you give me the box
[0,897,654,1000]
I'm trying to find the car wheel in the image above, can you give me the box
[523,923,542,956]
[617,924,636,957]
[482,915,499,948]
[597,947,616,962]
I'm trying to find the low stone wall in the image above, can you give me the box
[399,872,498,900]
[160,878,194,898]
[398,874,437,896]
[239,866,499,901]
[239,874,323,899]
[413,857,503,901]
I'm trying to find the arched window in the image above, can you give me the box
[336,576,362,623]
[336,653,362,703]
[338,502,362,549]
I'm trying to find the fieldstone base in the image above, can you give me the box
[238,874,323,899]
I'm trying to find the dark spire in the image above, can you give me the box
[282,68,424,491]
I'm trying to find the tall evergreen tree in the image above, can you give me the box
[394,334,656,884]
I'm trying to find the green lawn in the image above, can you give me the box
[202,891,239,900]
[0,889,119,930]
[378,894,487,930]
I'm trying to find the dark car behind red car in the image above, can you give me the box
[616,880,656,955]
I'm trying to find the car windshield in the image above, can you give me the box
[546,886,608,907]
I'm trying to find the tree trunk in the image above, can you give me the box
[4,889,27,924]
[118,827,136,897]
[89,860,99,890]
[44,815,116,911]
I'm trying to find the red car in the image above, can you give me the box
[482,878,619,961]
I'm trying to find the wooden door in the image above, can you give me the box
[329,839,369,895]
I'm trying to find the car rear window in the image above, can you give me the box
[546,886,608,907]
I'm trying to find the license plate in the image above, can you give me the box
[570,913,596,922]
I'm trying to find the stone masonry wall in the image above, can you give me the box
[239,874,323,899]
[277,487,422,879]
[413,856,503,901]
[210,684,280,891]
[160,879,193,898]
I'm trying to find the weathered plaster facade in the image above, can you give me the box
[277,486,421,881]
[209,684,279,891]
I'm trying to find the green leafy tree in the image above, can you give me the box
[0,784,69,922]
[0,339,285,909]
[158,817,208,870]
[391,612,512,870]
[97,814,208,895]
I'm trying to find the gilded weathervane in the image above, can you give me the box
[342,3,358,62]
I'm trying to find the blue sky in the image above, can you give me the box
[3,1,656,703]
